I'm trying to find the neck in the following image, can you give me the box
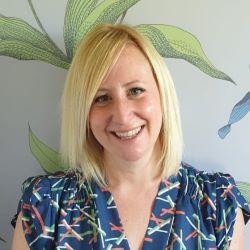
[103,141,162,190]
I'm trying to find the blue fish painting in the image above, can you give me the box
[218,92,250,139]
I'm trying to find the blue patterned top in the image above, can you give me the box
[11,162,250,249]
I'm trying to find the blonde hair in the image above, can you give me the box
[60,23,184,187]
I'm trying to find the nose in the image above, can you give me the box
[110,98,134,124]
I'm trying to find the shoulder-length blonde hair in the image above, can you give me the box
[60,23,183,187]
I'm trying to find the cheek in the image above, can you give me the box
[89,108,108,139]
[140,95,162,119]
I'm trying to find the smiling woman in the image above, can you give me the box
[59,23,184,188]
[89,43,164,173]
[11,23,250,250]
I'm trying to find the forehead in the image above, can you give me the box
[118,44,150,65]
[100,44,154,88]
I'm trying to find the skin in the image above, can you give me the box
[11,212,29,250]
[11,44,246,249]
[228,207,246,250]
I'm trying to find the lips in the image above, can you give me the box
[114,126,142,137]
[111,125,145,140]
[111,125,144,134]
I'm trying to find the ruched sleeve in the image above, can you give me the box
[173,163,250,249]
[214,172,250,248]
[11,170,86,249]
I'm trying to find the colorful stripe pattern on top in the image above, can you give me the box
[11,162,250,249]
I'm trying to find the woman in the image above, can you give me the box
[11,23,249,249]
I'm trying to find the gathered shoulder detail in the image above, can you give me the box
[11,170,94,249]
[177,162,250,248]
[214,171,250,247]
[178,162,217,200]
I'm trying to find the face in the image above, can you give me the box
[89,44,162,163]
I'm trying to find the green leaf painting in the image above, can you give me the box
[135,24,235,84]
[64,0,98,59]
[0,40,70,69]
[73,0,141,54]
[0,15,70,68]
[28,123,69,174]
[1,0,235,83]
[236,181,250,205]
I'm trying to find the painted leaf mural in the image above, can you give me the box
[218,92,250,139]
[0,15,70,68]
[236,181,250,204]
[0,0,234,83]
[28,123,69,174]
[73,0,141,53]
[135,24,235,83]
[64,0,98,59]
[0,40,70,69]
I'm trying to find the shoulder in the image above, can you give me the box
[178,161,250,247]
[24,169,83,188]
[11,169,87,228]
[178,161,231,183]
[179,161,246,197]
[177,162,219,200]
[21,169,83,188]
[179,162,250,214]
[20,170,85,203]
[11,169,91,248]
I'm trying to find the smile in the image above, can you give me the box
[112,125,145,140]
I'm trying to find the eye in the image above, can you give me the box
[128,87,145,96]
[94,95,109,104]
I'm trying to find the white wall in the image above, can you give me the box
[1,0,249,248]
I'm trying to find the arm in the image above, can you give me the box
[229,208,246,250]
[11,212,29,250]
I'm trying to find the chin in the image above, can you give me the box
[118,150,148,162]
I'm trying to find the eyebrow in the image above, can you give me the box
[97,80,141,92]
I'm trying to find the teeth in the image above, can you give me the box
[114,126,142,138]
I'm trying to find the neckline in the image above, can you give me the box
[92,172,181,249]
[106,178,163,249]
